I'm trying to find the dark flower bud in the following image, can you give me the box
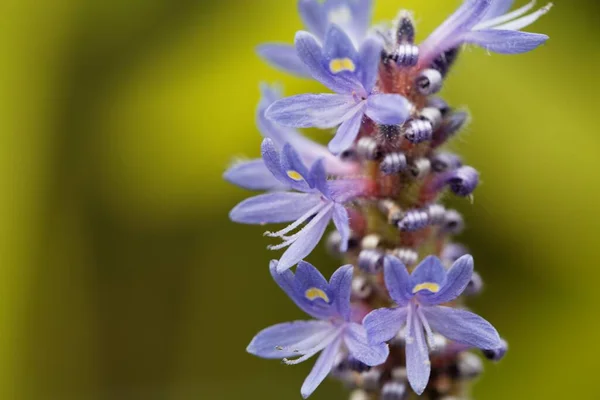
[380,152,408,174]
[427,96,451,115]
[416,68,443,95]
[409,157,432,179]
[357,137,383,160]
[433,111,469,147]
[463,271,483,296]
[405,118,433,143]
[431,152,462,172]
[441,210,465,234]
[351,275,373,300]
[397,210,429,232]
[441,243,469,263]
[358,249,385,274]
[436,166,479,196]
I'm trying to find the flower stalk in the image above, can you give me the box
[225,1,550,398]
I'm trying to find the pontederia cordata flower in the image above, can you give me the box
[266,25,411,154]
[247,261,388,398]
[229,138,367,272]
[363,255,502,394]
[226,0,550,398]
[258,0,374,77]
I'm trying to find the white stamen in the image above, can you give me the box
[492,3,553,31]
[474,1,537,30]
[267,203,334,251]
[417,307,436,350]
[263,202,324,238]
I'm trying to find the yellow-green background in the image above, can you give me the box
[0,0,597,399]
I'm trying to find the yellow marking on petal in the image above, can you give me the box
[286,170,304,181]
[305,288,330,303]
[412,282,441,294]
[329,58,356,74]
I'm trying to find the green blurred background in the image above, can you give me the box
[0,0,598,399]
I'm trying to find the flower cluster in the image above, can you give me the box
[225,1,550,398]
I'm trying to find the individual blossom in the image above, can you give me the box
[258,0,374,77]
[224,83,358,191]
[229,138,367,272]
[267,25,411,154]
[363,255,502,394]
[247,261,389,399]
[419,0,553,67]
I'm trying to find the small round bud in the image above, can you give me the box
[378,199,405,226]
[416,68,443,95]
[395,10,415,44]
[390,367,408,382]
[463,271,483,296]
[359,369,382,391]
[448,166,479,196]
[358,249,385,274]
[389,248,418,266]
[409,158,431,180]
[380,152,407,175]
[381,382,408,400]
[427,203,447,225]
[396,44,419,66]
[420,107,443,129]
[397,210,429,232]
[451,352,483,380]
[357,137,382,161]
[442,210,465,234]
[431,152,462,173]
[441,243,469,263]
[405,119,433,143]
[427,97,451,115]
[351,275,373,300]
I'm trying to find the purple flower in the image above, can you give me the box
[247,261,389,398]
[229,138,366,272]
[419,0,552,67]
[224,83,358,191]
[363,255,502,394]
[266,26,411,154]
[258,0,374,77]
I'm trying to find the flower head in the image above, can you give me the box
[258,0,374,76]
[419,0,552,67]
[247,261,389,398]
[267,26,411,153]
[224,83,358,191]
[229,138,367,271]
[363,255,502,394]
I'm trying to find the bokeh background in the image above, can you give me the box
[0,0,598,399]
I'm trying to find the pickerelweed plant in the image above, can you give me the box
[225,1,550,399]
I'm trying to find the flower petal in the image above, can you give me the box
[300,336,343,399]
[425,254,474,305]
[481,0,516,21]
[267,93,358,129]
[358,37,382,93]
[223,159,288,191]
[365,94,411,125]
[257,43,313,77]
[295,31,362,94]
[280,143,314,191]
[344,323,389,366]
[332,204,350,252]
[462,29,549,54]
[246,320,335,359]
[261,138,289,183]
[328,103,365,154]
[422,306,502,350]
[405,308,430,395]
[329,264,353,321]
[270,260,336,320]
[298,0,327,39]
[418,0,493,66]
[410,256,448,292]
[363,307,408,345]
[383,256,413,306]
[229,192,321,224]
[309,159,330,198]
[277,204,334,272]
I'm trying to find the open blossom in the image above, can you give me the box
[229,138,367,272]
[224,83,357,191]
[363,255,502,394]
[266,25,411,154]
[258,0,373,77]
[247,261,389,398]
[419,0,552,66]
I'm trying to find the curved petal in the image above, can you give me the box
[329,264,353,321]
[261,138,288,183]
[481,0,515,20]
[422,306,502,350]
[418,0,493,67]
[270,260,336,320]
[405,309,430,395]
[363,307,408,345]
[247,320,335,359]
[277,204,334,272]
[267,93,357,129]
[358,37,383,93]
[281,143,313,190]
[332,204,350,252]
[425,254,474,305]
[229,192,321,224]
[300,335,343,399]
[383,256,412,306]
[257,43,312,77]
[223,159,288,191]
[344,323,389,366]
[410,256,448,292]
[309,159,330,198]
[365,94,411,125]
[295,31,362,94]
[298,0,327,39]
[327,103,365,154]
[462,29,548,54]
